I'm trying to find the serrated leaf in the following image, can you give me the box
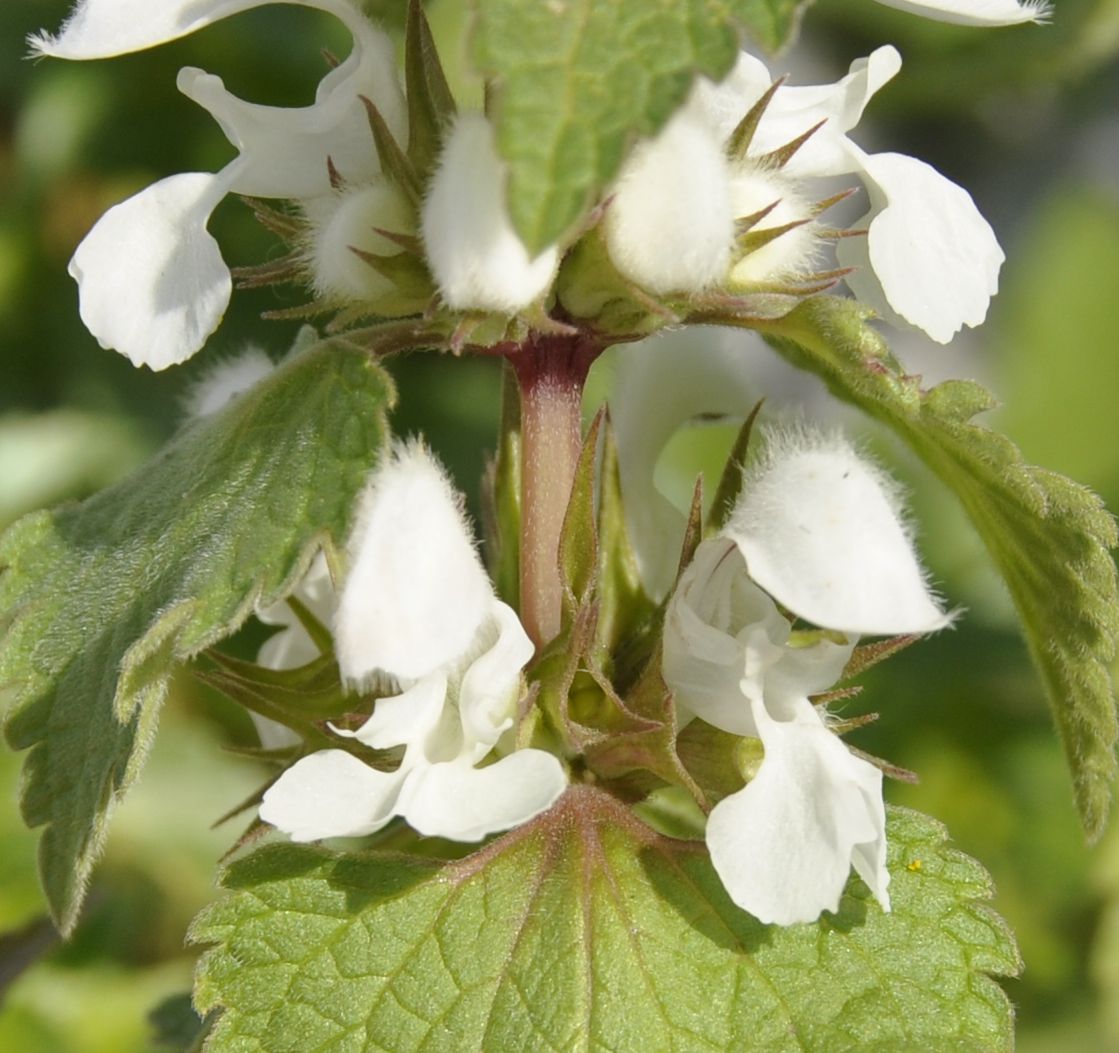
[471,0,807,253]
[753,296,1119,838]
[0,340,394,932]
[193,790,1018,1052]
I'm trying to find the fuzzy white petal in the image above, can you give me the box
[869,0,1050,25]
[396,751,567,841]
[259,748,405,841]
[837,151,1004,344]
[304,180,412,301]
[605,111,734,293]
[726,432,949,635]
[706,699,889,925]
[69,170,234,369]
[421,113,558,312]
[334,444,493,684]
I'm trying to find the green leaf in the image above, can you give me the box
[193,789,1018,1052]
[0,339,394,932]
[752,296,1119,839]
[470,0,806,253]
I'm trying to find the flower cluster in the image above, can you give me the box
[258,443,567,842]
[31,0,1048,930]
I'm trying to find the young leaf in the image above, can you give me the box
[0,339,394,932]
[470,0,807,253]
[193,789,1018,1052]
[751,295,1119,839]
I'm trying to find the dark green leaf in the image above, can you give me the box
[193,789,1018,1051]
[0,339,394,931]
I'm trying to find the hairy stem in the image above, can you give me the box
[509,334,600,649]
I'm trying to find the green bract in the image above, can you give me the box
[0,336,394,932]
[193,790,1019,1052]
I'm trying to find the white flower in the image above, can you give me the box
[605,44,1003,343]
[421,113,559,313]
[869,0,1051,25]
[259,443,567,842]
[33,0,405,370]
[662,429,949,924]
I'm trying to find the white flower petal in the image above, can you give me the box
[304,180,412,302]
[612,330,760,599]
[457,602,534,755]
[182,346,274,418]
[837,151,1004,344]
[605,110,734,293]
[175,17,404,197]
[345,673,448,752]
[699,46,902,179]
[869,0,1050,26]
[421,113,558,312]
[396,751,567,841]
[30,0,386,60]
[334,443,494,684]
[705,700,889,925]
[725,430,950,635]
[69,170,234,369]
[259,748,405,841]
[249,713,300,751]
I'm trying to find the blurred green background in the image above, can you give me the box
[1,0,1117,1049]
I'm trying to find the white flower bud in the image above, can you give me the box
[421,113,558,312]
[181,346,273,418]
[604,110,734,294]
[303,179,412,303]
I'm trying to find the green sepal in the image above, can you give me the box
[559,409,603,622]
[360,96,422,207]
[482,361,522,609]
[751,295,1119,838]
[192,789,1019,1053]
[0,338,394,932]
[404,0,457,182]
[706,398,765,533]
[594,414,656,663]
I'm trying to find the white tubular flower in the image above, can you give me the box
[421,113,559,313]
[696,45,1004,343]
[259,443,567,843]
[33,0,405,369]
[661,428,950,924]
[664,537,888,925]
[604,108,735,294]
[869,0,1051,25]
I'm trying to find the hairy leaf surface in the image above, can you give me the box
[0,340,393,931]
[194,789,1018,1052]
